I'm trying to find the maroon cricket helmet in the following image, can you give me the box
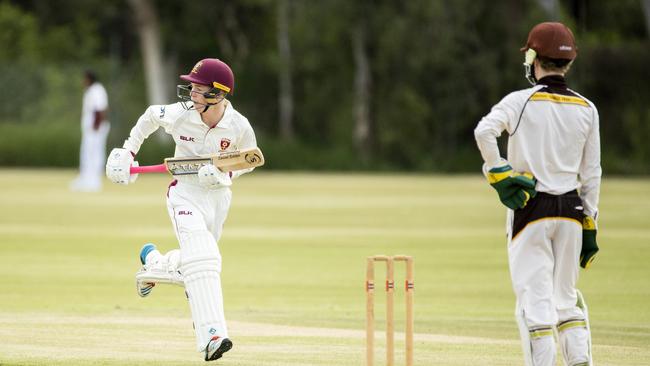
[180,58,235,95]
[520,22,577,60]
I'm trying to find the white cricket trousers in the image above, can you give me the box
[79,122,109,189]
[509,219,584,326]
[167,181,232,352]
[507,191,590,366]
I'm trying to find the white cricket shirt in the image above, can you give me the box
[82,82,108,130]
[474,75,601,217]
[123,101,258,182]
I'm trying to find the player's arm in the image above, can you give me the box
[475,94,536,209]
[229,121,258,179]
[92,86,109,131]
[93,110,107,131]
[122,106,167,155]
[196,119,259,187]
[474,91,533,168]
[578,107,602,268]
[106,106,165,185]
[579,107,602,220]
[474,102,511,169]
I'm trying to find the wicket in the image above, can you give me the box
[366,255,414,366]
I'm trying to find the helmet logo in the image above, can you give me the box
[191,61,203,74]
[220,138,231,151]
[559,45,573,51]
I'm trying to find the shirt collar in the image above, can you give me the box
[537,75,567,89]
[536,75,576,96]
[188,100,233,129]
[215,101,233,129]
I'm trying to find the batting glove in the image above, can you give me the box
[581,216,599,269]
[198,164,232,189]
[106,148,138,185]
[487,164,537,210]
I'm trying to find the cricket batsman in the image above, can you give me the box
[474,22,601,366]
[106,58,259,361]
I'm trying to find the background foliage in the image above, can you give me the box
[0,0,648,173]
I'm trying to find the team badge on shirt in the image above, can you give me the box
[220,138,231,151]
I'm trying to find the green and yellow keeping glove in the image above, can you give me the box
[581,216,599,269]
[487,165,537,210]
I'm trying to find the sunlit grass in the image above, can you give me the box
[0,169,648,365]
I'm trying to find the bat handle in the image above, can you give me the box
[130,164,168,174]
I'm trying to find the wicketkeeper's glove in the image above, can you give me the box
[581,216,599,269]
[487,165,537,210]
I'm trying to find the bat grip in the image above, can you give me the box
[130,164,167,174]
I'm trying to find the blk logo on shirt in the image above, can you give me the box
[180,136,195,142]
[178,210,193,215]
[220,138,231,150]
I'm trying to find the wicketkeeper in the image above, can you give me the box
[106,58,259,361]
[474,22,601,366]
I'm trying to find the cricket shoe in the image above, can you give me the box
[205,336,233,361]
[136,243,157,297]
[140,243,157,265]
[135,244,184,297]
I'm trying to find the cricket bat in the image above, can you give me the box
[130,147,264,175]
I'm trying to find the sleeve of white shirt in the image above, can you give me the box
[231,119,258,179]
[94,84,108,112]
[579,106,602,219]
[122,106,163,155]
[474,92,520,172]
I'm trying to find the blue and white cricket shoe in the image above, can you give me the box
[136,243,157,297]
[135,244,184,298]
[140,243,157,265]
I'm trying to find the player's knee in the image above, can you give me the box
[179,230,222,275]
[518,290,556,326]
[181,255,221,276]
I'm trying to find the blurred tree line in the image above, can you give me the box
[0,0,648,173]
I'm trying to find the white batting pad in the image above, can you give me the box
[515,300,556,366]
[136,249,184,286]
[557,290,592,366]
[515,301,535,366]
[179,230,227,352]
[558,321,589,365]
[530,328,556,366]
[576,290,594,366]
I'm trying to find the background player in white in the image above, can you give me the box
[70,70,110,192]
[474,22,601,366]
[106,58,259,361]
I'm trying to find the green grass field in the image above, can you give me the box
[0,170,648,365]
